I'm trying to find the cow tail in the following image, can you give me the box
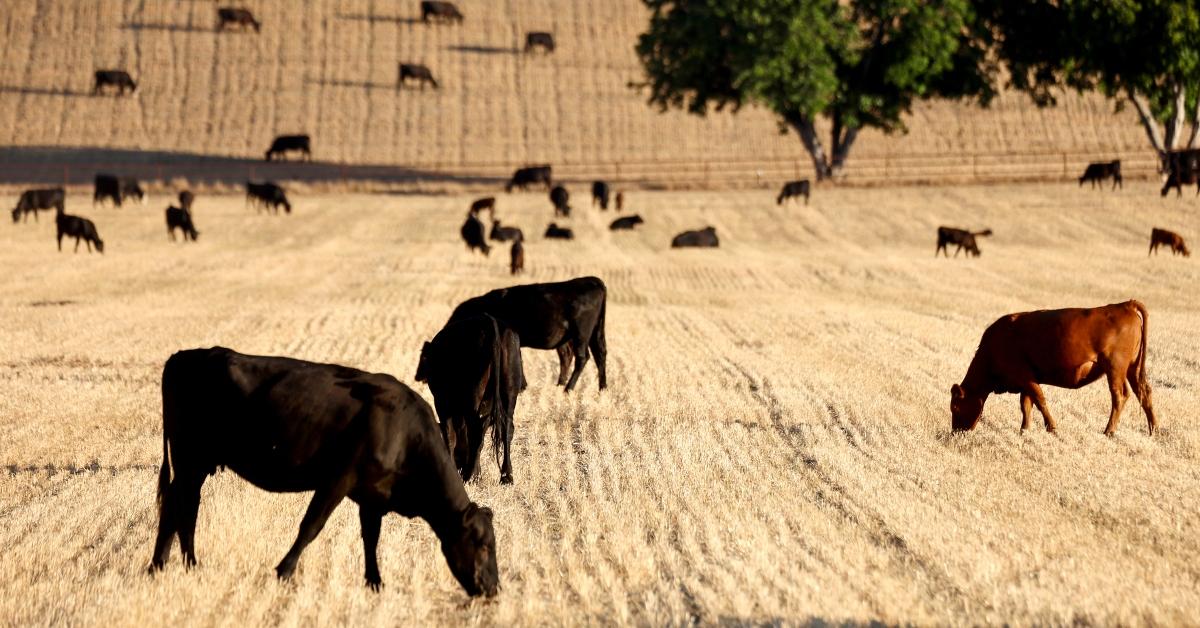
[1133,300,1150,389]
[157,363,174,507]
[489,318,507,471]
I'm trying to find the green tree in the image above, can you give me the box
[634,0,990,179]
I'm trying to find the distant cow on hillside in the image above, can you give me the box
[470,197,495,216]
[1078,160,1121,189]
[525,32,555,53]
[166,206,199,242]
[245,181,291,214]
[1149,228,1189,257]
[56,211,104,253]
[671,226,719,248]
[93,70,137,96]
[217,7,260,32]
[591,181,610,210]
[461,213,490,255]
[12,188,64,223]
[776,180,810,205]
[94,174,143,207]
[549,186,570,217]
[936,226,992,258]
[609,215,643,231]
[398,64,439,89]
[506,165,552,192]
[490,220,523,242]
[421,1,463,23]
[265,135,311,162]
[544,223,573,240]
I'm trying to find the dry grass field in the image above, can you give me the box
[2,183,1199,625]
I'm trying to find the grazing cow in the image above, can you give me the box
[56,211,104,253]
[416,316,524,484]
[1161,149,1200,197]
[421,1,463,23]
[544,223,573,240]
[609,215,644,231]
[166,206,199,242]
[951,301,1156,436]
[461,213,490,255]
[510,238,524,275]
[615,191,624,212]
[524,32,555,53]
[122,178,145,205]
[447,276,607,392]
[178,190,195,212]
[490,220,523,242]
[265,135,311,162]
[245,181,291,214]
[936,226,992,258]
[217,7,260,32]
[549,185,570,217]
[93,70,137,96]
[591,181,610,210]
[1149,228,1189,257]
[398,64,439,89]
[470,197,495,216]
[11,188,64,223]
[505,165,552,192]
[776,180,811,205]
[671,226,719,248]
[94,174,123,207]
[1078,160,1122,189]
[149,347,499,596]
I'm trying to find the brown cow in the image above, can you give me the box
[1149,228,1190,257]
[951,301,1156,436]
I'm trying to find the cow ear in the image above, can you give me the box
[951,384,964,398]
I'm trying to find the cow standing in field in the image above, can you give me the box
[609,215,643,230]
[936,226,992,258]
[1149,228,1189,257]
[951,300,1157,436]
[776,180,810,205]
[93,70,137,96]
[265,135,311,162]
[95,174,140,208]
[615,191,624,212]
[461,213,490,255]
[178,190,195,212]
[591,181,610,210]
[671,226,719,248]
[524,32,555,53]
[56,210,104,253]
[122,178,145,205]
[245,181,291,214]
[489,220,523,242]
[1078,160,1122,189]
[217,7,261,32]
[509,238,524,275]
[544,223,573,240]
[148,347,500,596]
[549,185,570,217]
[1161,149,1200,197]
[416,316,524,484]
[447,276,607,392]
[166,206,199,242]
[470,197,495,217]
[11,188,64,223]
[421,1,463,23]
[505,165,552,192]
[398,64,439,89]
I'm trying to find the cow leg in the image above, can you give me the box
[589,326,607,391]
[57,233,63,251]
[563,341,591,393]
[556,345,572,386]
[1126,368,1158,436]
[358,504,384,590]
[149,486,180,571]
[1020,393,1033,431]
[1103,370,1129,436]
[1027,383,1056,432]
[74,237,81,252]
[174,473,207,568]
[275,475,353,580]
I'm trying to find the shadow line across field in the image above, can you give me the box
[334,13,422,25]
[0,85,90,97]
[121,22,214,33]
[446,44,521,55]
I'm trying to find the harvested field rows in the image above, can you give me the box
[1,184,1199,624]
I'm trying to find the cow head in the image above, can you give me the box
[950,384,984,431]
[414,342,434,383]
[440,503,499,597]
[11,207,20,223]
[1179,242,1191,257]
[94,238,105,254]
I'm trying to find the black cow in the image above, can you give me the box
[490,220,523,242]
[1078,160,1121,189]
[1161,149,1200,197]
[525,32,555,53]
[936,226,992,258]
[776,180,810,205]
[245,181,291,214]
[149,347,499,596]
[510,239,524,275]
[12,188,64,223]
[94,174,130,207]
[398,64,439,89]
[505,165,552,192]
[615,191,624,212]
[416,316,524,484]
[265,135,311,162]
[591,181,610,210]
[178,190,195,212]
[421,1,463,23]
[122,178,145,205]
[609,215,643,230]
[94,70,137,96]
[470,197,495,216]
[447,276,607,392]
[671,226,719,248]
[166,206,199,242]
[56,211,104,253]
[544,223,573,240]
[217,7,261,32]
[549,185,570,217]
[461,212,490,255]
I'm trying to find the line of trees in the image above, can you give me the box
[634,0,1200,180]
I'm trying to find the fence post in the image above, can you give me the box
[1062,153,1067,178]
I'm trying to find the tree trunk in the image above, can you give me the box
[1127,89,1167,159]
[829,125,861,178]
[1163,83,1187,151]
[1187,92,1200,149]
[785,112,833,180]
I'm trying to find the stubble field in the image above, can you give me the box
[2,184,1199,625]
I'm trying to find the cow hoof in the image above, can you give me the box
[1104,430,1116,437]
[275,564,295,581]
[500,474,513,485]
[366,579,383,592]
[147,562,163,575]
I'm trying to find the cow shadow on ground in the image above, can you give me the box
[447,44,521,55]
[0,85,90,97]
[306,78,396,91]
[121,22,215,33]
[335,13,423,25]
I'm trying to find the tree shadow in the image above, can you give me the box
[335,13,422,25]
[306,78,396,91]
[121,22,214,33]
[0,84,89,97]
[447,44,521,55]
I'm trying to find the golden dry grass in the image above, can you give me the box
[2,183,1199,625]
